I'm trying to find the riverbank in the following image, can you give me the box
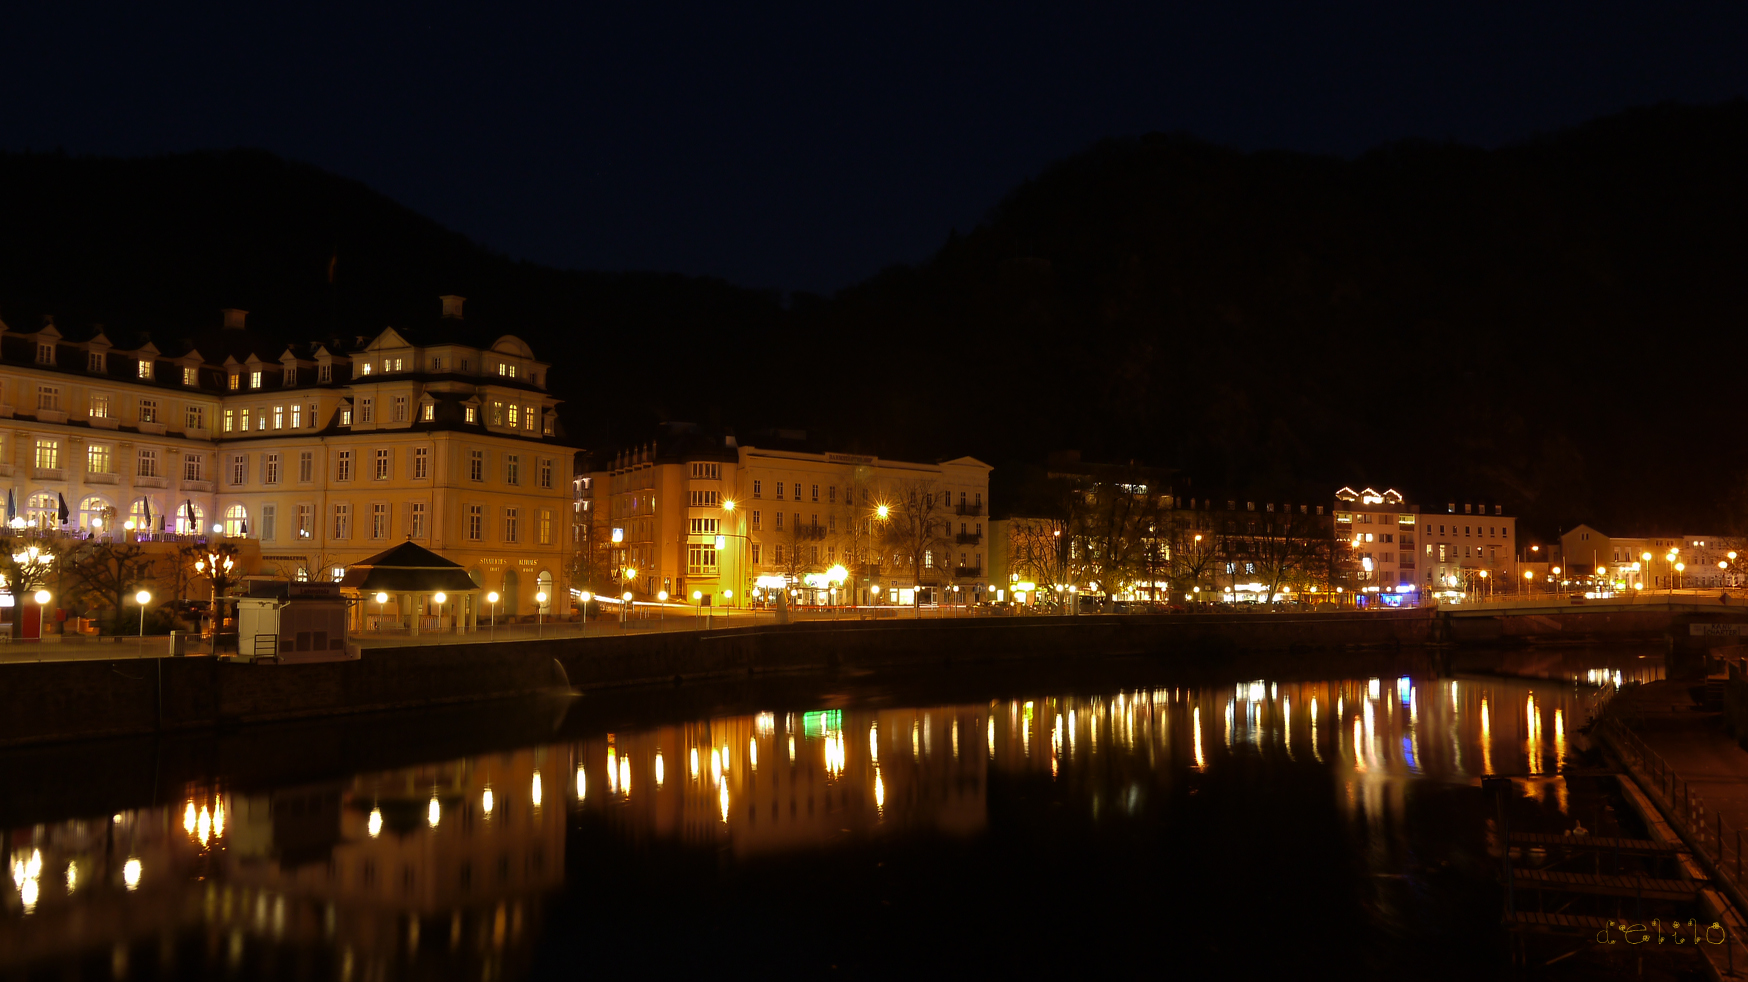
[0,609,1438,748]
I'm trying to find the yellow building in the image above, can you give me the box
[0,297,577,622]
[598,425,991,607]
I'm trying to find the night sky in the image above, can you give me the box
[5,2,1748,293]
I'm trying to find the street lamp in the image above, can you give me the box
[486,591,500,638]
[692,590,704,629]
[192,550,235,640]
[433,591,446,632]
[535,591,547,636]
[657,590,669,627]
[134,589,150,638]
[375,591,389,633]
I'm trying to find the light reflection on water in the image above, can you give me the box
[0,655,1663,977]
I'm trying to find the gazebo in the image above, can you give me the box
[339,541,483,635]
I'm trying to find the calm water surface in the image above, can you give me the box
[2,649,1666,979]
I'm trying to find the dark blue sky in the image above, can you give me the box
[4,1,1747,293]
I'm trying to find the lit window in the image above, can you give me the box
[374,449,390,480]
[340,409,352,426]
[89,393,110,419]
[465,406,478,424]
[360,363,372,376]
[185,405,205,430]
[34,439,58,470]
[138,399,158,424]
[421,403,434,421]
[138,360,154,380]
[273,405,284,429]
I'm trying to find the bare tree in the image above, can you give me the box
[879,478,956,617]
[1222,506,1332,603]
[68,541,154,634]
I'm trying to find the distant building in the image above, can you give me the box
[598,425,990,607]
[1559,525,1742,589]
[1416,496,1519,595]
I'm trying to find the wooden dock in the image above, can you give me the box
[1514,868,1699,902]
[1511,831,1678,856]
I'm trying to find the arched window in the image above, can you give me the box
[502,568,521,616]
[174,500,205,534]
[224,504,248,538]
[78,496,111,532]
[537,570,553,612]
[25,492,58,528]
[129,497,157,531]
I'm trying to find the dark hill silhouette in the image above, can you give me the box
[5,103,1748,536]
[796,100,1748,535]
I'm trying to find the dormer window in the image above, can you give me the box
[282,367,296,386]
[340,408,353,426]
[249,370,262,389]
[465,405,478,424]
[36,343,54,366]
[87,352,105,373]
[137,359,153,380]
[543,414,554,436]
[421,403,435,421]
[498,363,507,376]
[228,373,240,391]
[318,363,332,383]
[182,367,198,386]
[360,362,373,376]
[431,356,444,372]
[509,365,517,378]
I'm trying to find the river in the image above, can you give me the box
[0,646,1668,979]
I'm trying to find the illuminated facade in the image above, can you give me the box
[598,426,991,606]
[0,298,576,619]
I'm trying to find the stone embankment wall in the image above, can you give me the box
[0,611,1436,748]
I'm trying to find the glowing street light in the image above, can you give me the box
[133,589,151,638]
[375,591,389,633]
[486,590,500,638]
[535,591,548,636]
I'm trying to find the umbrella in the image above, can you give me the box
[142,498,152,529]
[240,519,248,536]
[185,499,196,532]
[5,488,14,523]
[56,493,68,527]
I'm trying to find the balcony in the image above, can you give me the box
[89,415,118,430]
[954,566,983,579]
[797,524,827,541]
[955,532,982,545]
[85,471,118,485]
[180,479,214,493]
[137,421,167,436]
[956,502,983,517]
[135,475,167,489]
[32,467,64,482]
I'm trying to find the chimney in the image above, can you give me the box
[221,308,247,330]
[440,295,465,320]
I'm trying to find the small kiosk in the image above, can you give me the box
[339,542,484,635]
[236,578,353,662]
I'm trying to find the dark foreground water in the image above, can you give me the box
[2,647,1673,980]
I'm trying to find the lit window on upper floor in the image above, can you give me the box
[498,363,507,376]
[360,362,373,376]
[508,365,517,378]
[137,359,153,380]
[421,403,434,422]
[249,370,262,389]
[183,366,198,386]
[228,373,240,391]
[465,405,478,424]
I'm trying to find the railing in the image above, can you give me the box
[955,532,982,545]
[796,525,827,541]
[956,503,983,517]
[954,566,983,579]
[1604,716,1748,968]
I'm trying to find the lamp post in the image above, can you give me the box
[621,590,632,629]
[134,589,150,639]
[657,589,669,628]
[692,589,704,630]
[486,591,499,640]
[433,591,447,633]
[375,591,388,633]
[1551,566,1562,599]
[534,591,546,637]
[192,550,235,642]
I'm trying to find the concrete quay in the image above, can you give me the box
[0,608,1438,748]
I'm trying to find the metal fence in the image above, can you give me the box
[1604,716,1748,973]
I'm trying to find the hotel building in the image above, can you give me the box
[0,297,576,623]
[595,425,990,606]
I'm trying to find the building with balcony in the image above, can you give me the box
[594,424,990,607]
[1410,495,1518,596]
[0,297,577,624]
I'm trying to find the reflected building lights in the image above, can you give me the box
[531,771,543,808]
[870,723,879,763]
[619,757,631,794]
[577,765,587,800]
[482,788,495,817]
[749,739,758,771]
[184,801,196,836]
[368,807,383,838]
[655,753,665,787]
[1480,699,1493,775]
[123,858,141,890]
[427,796,441,828]
[1193,706,1205,770]
[690,748,700,780]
